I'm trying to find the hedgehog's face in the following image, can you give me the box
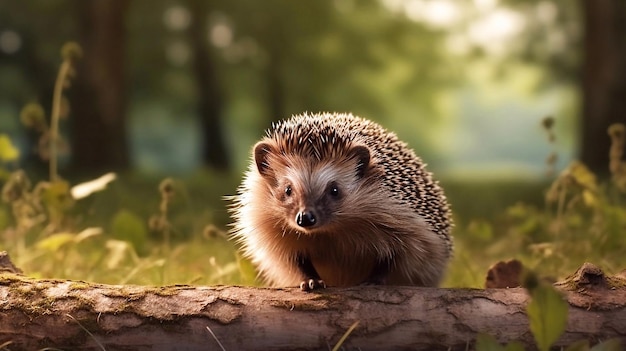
[253,141,371,234]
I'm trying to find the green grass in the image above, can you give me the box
[0,169,255,286]
[443,163,626,288]
[1,164,624,289]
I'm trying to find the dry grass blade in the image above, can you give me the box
[331,320,359,351]
[206,326,227,351]
[66,314,106,351]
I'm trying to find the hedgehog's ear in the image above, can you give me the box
[253,141,276,179]
[349,145,371,178]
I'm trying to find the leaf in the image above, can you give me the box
[41,180,74,210]
[527,284,569,351]
[71,172,117,199]
[0,134,20,162]
[565,340,589,351]
[475,334,505,351]
[111,210,148,255]
[590,339,622,351]
[503,342,525,351]
[36,233,75,251]
[74,227,103,243]
[105,239,132,269]
[568,161,598,192]
[582,190,597,207]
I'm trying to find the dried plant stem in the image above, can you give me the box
[554,183,567,237]
[332,320,359,351]
[50,60,71,181]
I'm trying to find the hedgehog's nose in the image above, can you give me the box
[296,211,316,228]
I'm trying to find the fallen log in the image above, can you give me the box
[0,258,625,350]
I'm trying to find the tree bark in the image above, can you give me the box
[69,0,130,173]
[0,263,624,350]
[186,0,230,170]
[581,0,626,175]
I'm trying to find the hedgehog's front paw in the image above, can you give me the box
[300,278,326,291]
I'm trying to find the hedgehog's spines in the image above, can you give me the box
[231,112,453,288]
[261,112,452,254]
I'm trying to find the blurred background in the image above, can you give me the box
[0,0,624,286]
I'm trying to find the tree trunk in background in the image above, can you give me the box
[187,0,230,170]
[581,0,626,175]
[70,0,130,173]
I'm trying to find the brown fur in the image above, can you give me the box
[230,112,452,288]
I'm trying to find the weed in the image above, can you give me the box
[474,121,626,351]
[476,272,621,351]
[148,178,177,250]
[448,122,626,288]
[0,43,244,286]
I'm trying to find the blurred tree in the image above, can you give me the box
[186,0,230,170]
[0,1,73,173]
[580,0,626,174]
[2,32,56,173]
[0,0,460,173]
[224,0,336,123]
[70,0,130,173]
[503,0,625,174]
[224,0,450,143]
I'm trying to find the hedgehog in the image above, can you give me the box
[230,112,452,291]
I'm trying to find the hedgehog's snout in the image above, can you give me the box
[296,210,317,228]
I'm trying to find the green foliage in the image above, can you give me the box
[40,179,74,230]
[0,134,20,163]
[589,340,622,351]
[36,232,76,252]
[0,167,249,285]
[473,123,626,351]
[476,334,524,351]
[519,159,626,275]
[565,339,623,351]
[447,127,626,289]
[475,278,568,351]
[476,280,621,351]
[0,41,251,287]
[526,283,568,351]
[111,210,148,255]
[1,42,83,236]
[564,339,622,351]
[19,103,47,132]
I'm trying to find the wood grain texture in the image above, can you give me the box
[0,262,625,350]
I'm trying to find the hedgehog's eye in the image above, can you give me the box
[328,182,340,197]
[285,185,292,196]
